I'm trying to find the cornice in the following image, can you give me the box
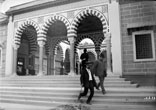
[6,0,83,15]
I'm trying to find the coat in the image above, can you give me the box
[91,59,107,77]
[80,67,97,88]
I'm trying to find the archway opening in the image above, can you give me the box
[75,15,104,62]
[54,41,70,75]
[17,26,37,76]
[78,38,96,62]
[77,15,103,34]
[47,20,67,37]
[45,20,68,75]
[76,38,96,74]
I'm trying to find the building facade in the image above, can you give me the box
[0,0,156,77]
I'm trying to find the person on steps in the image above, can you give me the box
[78,61,98,105]
[91,51,107,94]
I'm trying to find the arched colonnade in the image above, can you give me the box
[12,8,112,76]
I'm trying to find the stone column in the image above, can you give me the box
[5,16,14,76]
[53,53,56,75]
[47,54,51,75]
[108,0,122,75]
[37,40,45,76]
[12,45,19,76]
[105,33,112,74]
[68,37,76,76]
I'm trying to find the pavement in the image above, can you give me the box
[0,103,53,110]
[1,102,156,110]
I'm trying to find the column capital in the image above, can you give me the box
[68,37,75,43]
[67,28,77,39]
[105,32,111,37]
[109,0,119,3]
[9,15,13,22]
[105,32,111,41]
[38,40,45,47]
[13,44,20,50]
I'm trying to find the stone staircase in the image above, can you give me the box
[0,75,156,110]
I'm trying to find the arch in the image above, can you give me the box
[49,38,68,55]
[74,35,96,50]
[42,15,70,36]
[74,32,104,53]
[71,8,109,35]
[54,44,64,75]
[44,41,50,55]
[23,27,38,54]
[15,20,40,46]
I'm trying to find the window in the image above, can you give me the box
[132,30,155,62]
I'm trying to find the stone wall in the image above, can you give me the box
[120,1,156,75]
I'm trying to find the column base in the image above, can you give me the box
[10,73,18,77]
[68,71,76,76]
[37,72,44,76]
[107,70,114,76]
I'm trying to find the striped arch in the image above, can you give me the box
[50,37,68,56]
[15,20,40,46]
[44,41,50,55]
[71,8,109,35]
[42,15,70,36]
[24,28,38,54]
[74,34,99,53]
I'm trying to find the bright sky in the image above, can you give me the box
[1,0,35,13]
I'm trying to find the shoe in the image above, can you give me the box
[78,94,81,101]
[97,82,100,88]
[86,101,92,105]
[96,87,100,90]
[102,90,106,94]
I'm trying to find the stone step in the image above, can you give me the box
[0,90,155,99]
[0,95,155,106]
[0,75,155,109]
[0,87,155,103]
[0,86,155,92]
[0,80,132,85]
[0,75,122,80]
[0,83,138,88]
[0,78,126,82]
[0,79,127,82]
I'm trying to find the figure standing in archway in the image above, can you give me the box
[80,48,89,69]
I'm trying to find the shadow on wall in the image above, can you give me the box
[122,75,156,87]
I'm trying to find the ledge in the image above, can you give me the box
[127,21,156,29]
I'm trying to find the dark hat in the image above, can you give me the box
[100,51,106,58]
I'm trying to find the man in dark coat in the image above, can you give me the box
[80,48,89,63]
[78,62,98,105]
[91,52,107,94]
[80,48,89,72]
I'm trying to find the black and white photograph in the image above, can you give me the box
[0,0,156,110]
